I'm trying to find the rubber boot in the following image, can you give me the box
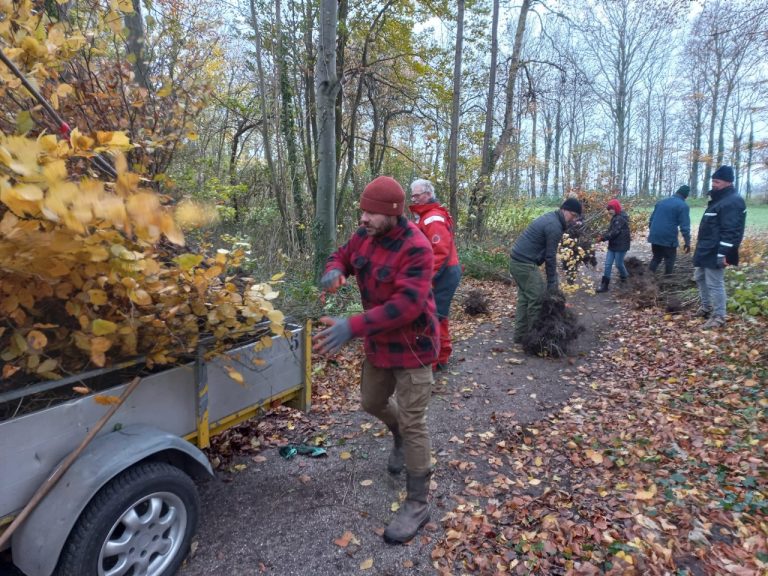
[383,472,431,544]
[387,426,404,475]
[595,276,610,293]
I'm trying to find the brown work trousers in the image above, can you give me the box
[360,360,433,475]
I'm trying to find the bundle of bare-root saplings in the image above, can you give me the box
[521,291,584,357]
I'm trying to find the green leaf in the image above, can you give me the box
[670,472,686,483]
[92,319,118,336]
[16,111,34,135]
[173,253,204,271]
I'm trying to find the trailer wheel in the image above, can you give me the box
[55,461,199,576]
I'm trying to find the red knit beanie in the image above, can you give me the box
[606,199,622,213]
[360,176,405,216]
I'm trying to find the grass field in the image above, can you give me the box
[688,201,768,232]
[629,200,768,232]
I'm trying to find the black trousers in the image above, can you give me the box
[649,244,677,275]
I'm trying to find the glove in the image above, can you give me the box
[546,282,559,295]
[320,269,346,293]
[716,255,726,269]
[683,244,691,254]
[312,316,352,355]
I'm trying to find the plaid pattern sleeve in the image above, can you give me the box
[325,233,356,277]
[329,220,439,368]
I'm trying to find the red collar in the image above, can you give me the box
[409,202,444,216]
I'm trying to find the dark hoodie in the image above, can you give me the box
[602,199,631,252]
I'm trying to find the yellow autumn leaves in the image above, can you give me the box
[0,132,183,244]
[0,131,284,378]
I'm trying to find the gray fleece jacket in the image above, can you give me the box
[510,209,567,288]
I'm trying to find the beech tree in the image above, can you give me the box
[574,0,679,194]
[314,0,340,280]
[447,0,465,222]
[468,0,532,236]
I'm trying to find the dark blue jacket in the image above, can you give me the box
[647,194,691,248]
[602,211,631,252]
[693,185,747,268]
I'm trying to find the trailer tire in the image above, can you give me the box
[55,461,199,576]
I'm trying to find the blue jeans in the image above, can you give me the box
[603,250,628,279]
[694,267,727,318]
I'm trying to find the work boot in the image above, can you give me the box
[695,306,712,319]
[702,315,726,330]
[383,472,431,544]
[595,276,610,293]
[387,427,404,475]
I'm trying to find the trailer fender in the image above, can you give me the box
[12,424,213,576]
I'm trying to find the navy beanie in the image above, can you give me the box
[675,185,690,198]
[560,197,582,216]
[711,165,734,183]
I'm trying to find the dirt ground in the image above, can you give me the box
[174,272,620,576]
[0,268,623,576]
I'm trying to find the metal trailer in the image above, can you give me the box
[0,321,311,576]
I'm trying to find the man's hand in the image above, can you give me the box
[320,269,346,293]
[683,243,691,254]
[716,255,726,269]
[546,282,559,295]
[312,316,352,356]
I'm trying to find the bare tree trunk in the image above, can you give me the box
[334,0,348,180]
[229,119,256,224]
[704,48,722,188]
[541,109,552,197]
[250,0,289,238]
[566,119,574,192]
[553,92,562,196]
[469,0,530,235]
[447,0,465,223]
[314,0,340,280]
[471,0,499,234]
[338,1,395,216]
[481,0,499,179]
[530,97,537,198]
[124,0,150,91]
[641,90,651,196]
[216,71,236,178]
[746,115,754,199]
[615,75,627,194]
[656,96,668,195]
[689,90,704,199]
[302,0,318,209]
[276,0,306,250]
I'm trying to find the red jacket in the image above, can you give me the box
[408,202,459,274]
[325,218,439,369]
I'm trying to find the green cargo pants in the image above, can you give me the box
[509,258,545,343]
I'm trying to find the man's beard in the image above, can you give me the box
[365,217,395,236]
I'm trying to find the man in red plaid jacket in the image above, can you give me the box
[313,176,438,545]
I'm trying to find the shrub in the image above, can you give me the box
[485,199,542,237]
[459,244,510,280]
[727,266,768,317]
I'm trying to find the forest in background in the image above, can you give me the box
[170,0,768,272]
[1,0,767,280]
